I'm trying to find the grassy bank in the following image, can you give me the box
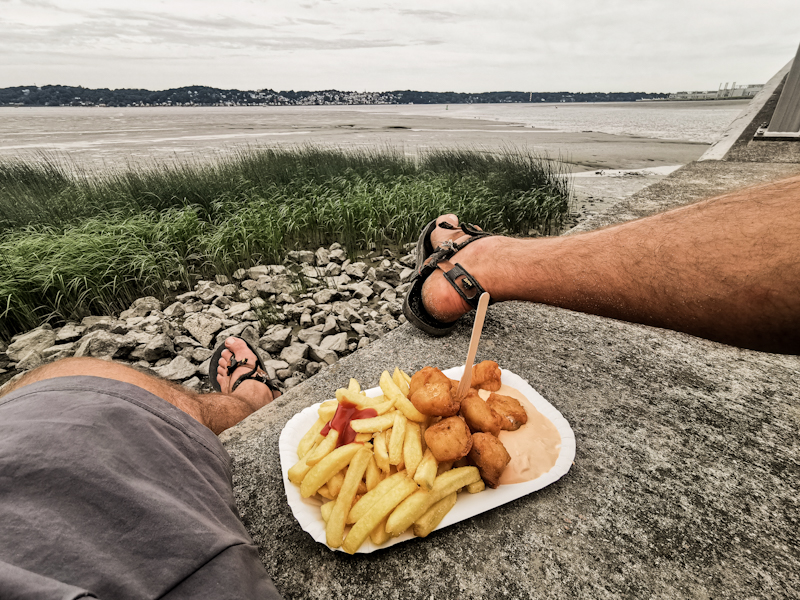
[0,146,572,340]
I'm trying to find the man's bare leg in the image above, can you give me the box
[0,337,277,434]
[421,175,800,354]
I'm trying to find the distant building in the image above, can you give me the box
[668,83,764,101]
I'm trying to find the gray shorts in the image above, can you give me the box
[0,376,282,600]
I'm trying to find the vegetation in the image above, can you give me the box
[0,146,572,340]
[0,84,667,107]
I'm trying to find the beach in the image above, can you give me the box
[0,103,725,173]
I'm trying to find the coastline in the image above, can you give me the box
[0,105,710,172]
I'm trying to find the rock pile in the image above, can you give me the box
[0,242,418,393]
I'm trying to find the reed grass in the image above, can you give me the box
[0,146,571,340]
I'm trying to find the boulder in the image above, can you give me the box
[319,332,349,354]
[279,343,309,367]
[73,330,137,359]
[312,289,338,305]
[308,345,338,366]
[259,326,293,353]
[7,325,56,362]
[120,296,163,319]
[81,316,129,335]
[154,356,197,381]
[183,313,223,348]
[195,281,226,303]
[55,323,86,343]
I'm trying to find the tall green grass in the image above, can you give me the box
[0,146,572,340]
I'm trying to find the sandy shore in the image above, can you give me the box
[0,106,709,172]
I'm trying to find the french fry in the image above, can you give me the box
[300,442,362,498]
[370,515,392,546]
[288,452,313,485]
[413,449,438,491]
[412,492,458,538]
[403,422,423,479]
[327,445,372,548]
[467,480,486,494]
[385,466,480,535]
[388,411,407,465]
[347,472,407,524]
[336,388,384,408]
[372,397,397,415]
[380,371,426,423]
[350,412,395,433]
[305,430,339,466]
[297,417,326,459]
[365,456,381,491]
[318,400,338,422]
[400,370,411,384]
[374,430,390,472]
[327,468,346,498]
[392,367,410,397]
[354,432,373,443]
[320,500,335,523]
[348,378,361,393]
[342,476,418,554]
[317,485,334,500]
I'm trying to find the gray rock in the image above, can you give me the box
[73,330,137,359]
[213,296,232,310]
[248,265,271,279]
[315,247,331,266]
[16,350,45,371]
[192,347,214,363]
[43,342,77,361]
[357,336,370,349]
[328,248,346,263]
[322,315,339,335]
[163,302,186,318]
[344,262,367,278]
[215,274,230,285]
[288,250,314,264]
[279,343,309,367]
[182,376,202,392]
[120,296,163,319]
[282,375,305,389]
[305,362,322,377]
[260,327,293,353]
[173,335,200,349]
[249,297,266,309]
[221,284,237,297]
[232,268,248,280]
[175,291,197,302]
[195,281,225,303]
[364,321,385,339]
[299,311,312,327]
[297,326,324,346]
[183,313,223,347]
[324,263,342,276]
[308,344,338,366]
[7,325,56,361]
[225,302,252,318]
[183,300,204,314]
[264,359,289,373]
[81,316,129,335]
[399,253,416,267]
[258,275,295,296]
[399,267,415,282]
[140,333,175,362]
[55,323,86,343]
[380,288,398,303]
[319,332,349,354]
[154,356,197,381]
[312,289,337,305]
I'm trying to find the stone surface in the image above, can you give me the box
[6,325,56,361]
[183,313,223,348]
[153,355,197,381]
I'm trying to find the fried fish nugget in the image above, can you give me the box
[472,360,502,392]
[423,416,473,462]
[486,393,528,431]
[459,390,503,436]
[468,433,511,489]
[409,367,460,417]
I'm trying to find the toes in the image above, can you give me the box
[431,214,460,247]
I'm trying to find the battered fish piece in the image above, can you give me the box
[424,416,473,462]
[472,361,502,392]
[409,366,461,417]
[486,393,528,431]
[468,433,511,488]
[459,390,503,437]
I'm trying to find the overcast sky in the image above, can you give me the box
[1,0,798,93]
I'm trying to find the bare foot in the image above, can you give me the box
[216,337,279,410]
[420,214,505,323]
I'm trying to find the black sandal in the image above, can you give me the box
[402,218,492,337]
[209,337,282,395]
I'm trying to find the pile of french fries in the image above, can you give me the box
[288,368,486,554]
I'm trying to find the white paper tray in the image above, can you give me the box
[278,366,576,553]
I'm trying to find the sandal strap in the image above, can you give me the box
[437,261,488,309]
[231,365,281,393]
[416,227,491,279]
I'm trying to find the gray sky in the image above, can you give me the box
[1,0,798,93]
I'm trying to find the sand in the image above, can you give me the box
[0,105,709,173]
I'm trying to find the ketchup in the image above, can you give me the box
[321,401,378,447]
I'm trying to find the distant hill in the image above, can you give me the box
[0,85,667,107]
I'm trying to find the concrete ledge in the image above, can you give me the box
[223,302,799,599]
